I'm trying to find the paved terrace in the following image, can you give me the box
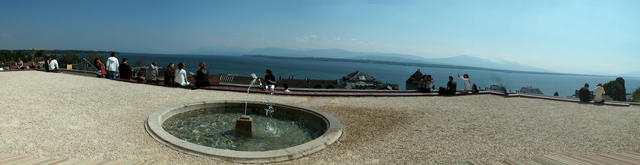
[1,71,640,164]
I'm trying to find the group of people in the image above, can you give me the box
[578,83,606,104]
[43,56,59,71]
[419,73,474,95]
[93,53,212,90]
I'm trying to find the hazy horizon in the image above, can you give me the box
[1,0,638,75]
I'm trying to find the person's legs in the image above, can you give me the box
[268,84,275,92]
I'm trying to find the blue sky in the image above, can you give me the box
[0,0,638,75]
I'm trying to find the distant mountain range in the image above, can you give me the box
[622,72,640,78]
[240,48,548,73]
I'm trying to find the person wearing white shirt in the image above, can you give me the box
[149,61,159,82]
[174,62,189,86]
[49,57,59,71]
[105,52,119,79]
[458,73,471,92]
[594,83,606,104]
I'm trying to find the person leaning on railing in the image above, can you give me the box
[118,58,132,80]
[105,52,119,79]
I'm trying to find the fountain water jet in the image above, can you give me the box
[237,73,259,137]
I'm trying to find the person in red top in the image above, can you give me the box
[94,58,105,78]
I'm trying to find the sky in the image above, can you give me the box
[0,0,638,75]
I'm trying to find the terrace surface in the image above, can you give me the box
[1,71,640,164]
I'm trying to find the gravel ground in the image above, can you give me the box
[1,71,640,164]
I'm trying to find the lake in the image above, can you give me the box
[112,53,640,97]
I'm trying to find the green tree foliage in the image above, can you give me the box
[633,88,640,102]
[59,52,80,66]
[1,49,116,63]
[35,50,45,57]
[603,79,627,101]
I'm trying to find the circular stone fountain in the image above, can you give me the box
[145,100,342,163]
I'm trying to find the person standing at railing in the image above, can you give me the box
[118,58,132,80]
[150,61,159,82]
[105,52,119,79]
[94,58,105,78]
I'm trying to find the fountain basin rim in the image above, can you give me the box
[145,100,342,163]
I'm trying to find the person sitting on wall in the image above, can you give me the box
[458,73,471,93]
[419,75,434,93]
[134,71,146,83]
[164,63,176,86]
[264,69,277,92]
[446,75,457,95]
[437,76,457,96]
[174,62,190,87]
[578,83,591,102]
[17,58,24,70]
[44,57,51,72]
[283,83,291,93]
[472,84,479,94]
[191,62,211,89]
[49,56,59,72]
[593,83,606,104]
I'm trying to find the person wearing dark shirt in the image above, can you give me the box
[44,57,51,72]
[164,63,176,86]
[118,58,133,79]
[264,69,276,92]
[446,76,457,95]
[578,83,591,102]
[192,62,211,89]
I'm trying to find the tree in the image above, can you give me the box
[59,52,80,66]
[633,88,640,102]
[603,78,626,101]
[35,50,45,57]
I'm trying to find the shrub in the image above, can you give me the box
[603,79,626,101]
[633,88,640,102]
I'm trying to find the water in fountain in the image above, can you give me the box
[244,73,258,115]
[263,83,278,135]
[162,108,323,151]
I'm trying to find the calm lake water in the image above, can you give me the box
[113,53,640,97]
